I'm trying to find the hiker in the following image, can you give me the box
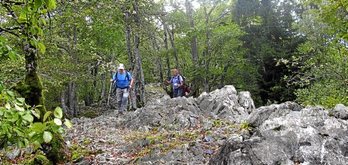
[111,64,134,114]
[165,69,184,98]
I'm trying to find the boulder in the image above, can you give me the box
[247,101,301,127]
[331,104,348,120]
[122,96,203,130]
[238,91,255,114]
[196,86,253,123]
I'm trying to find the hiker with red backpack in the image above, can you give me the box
[111,64,134,114]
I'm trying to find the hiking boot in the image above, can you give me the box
[118,111,124,115]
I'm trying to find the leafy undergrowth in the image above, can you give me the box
[0,150,50,165]
[0,86,72,164]
[0,143,100,164]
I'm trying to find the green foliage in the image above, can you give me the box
[296,81,348,108]
[287,0,348,108]
[0,85,72,162]
[1,0,346,121]
[0,36,20,61]
[232,0,306,105]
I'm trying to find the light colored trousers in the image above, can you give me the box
[116,88,129,112]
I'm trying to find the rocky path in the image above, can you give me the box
[64,84,254,164]
[65,111,132,164]
[65,84,348,165]
[65,110,243,164]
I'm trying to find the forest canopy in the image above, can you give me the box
[0,0,347,113]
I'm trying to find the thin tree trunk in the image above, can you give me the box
[60,87,70,117]
[203,6,211,92]
[167,27,179,69]
[163,21,171,79]
[220,64,230,88]
[151,33,164,83]
[133,0,146,106]
[68,82,77,116]
[185,0,199,64]
[124,6,137,110]
[93,61,99,89]
[125,10,134,69]
[185,0,199,96]
[100,73,106,102]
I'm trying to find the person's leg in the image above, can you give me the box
[121,89,129,112]
[116,88,123,111]
[173,88,177,98]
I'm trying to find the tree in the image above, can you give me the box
[1,0,58,119]
[287,0,348,107]
[233,0,305,104]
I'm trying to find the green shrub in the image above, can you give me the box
[0,84,72,162]
[296,80,348,108]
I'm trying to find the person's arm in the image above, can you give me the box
[179,76,184,87]
[165,77,172,85]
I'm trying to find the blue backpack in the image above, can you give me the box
[113,71,131,89]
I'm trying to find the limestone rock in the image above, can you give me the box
[210,104,348,165]
[196,86,252,123]
[331,104,348,120]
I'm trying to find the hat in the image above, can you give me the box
[118,63,125,70]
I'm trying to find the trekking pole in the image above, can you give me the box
[107,81,113,106]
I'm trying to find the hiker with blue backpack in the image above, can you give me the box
[111,64,134,114]
[165,68,184,98]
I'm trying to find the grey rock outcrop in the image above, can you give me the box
[122,85,255,131]
[66,83,348,165]
[210,104,348,165]
[196,86,254,123]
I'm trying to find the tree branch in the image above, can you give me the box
[0,26,20,37]
[1,2,19,21]
[212,9,231,23]
[2,0,25,5]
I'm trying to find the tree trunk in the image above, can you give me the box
[220,64,230,88]
[185,0,199,64]
[60,87,70,117]
[151,33,164,83]
[203,6,212,92]
[125,10,134,69]
[20,43,46,120]
[133,0,146,106]
[167,27,179,69]
[100,73,106,102]
[68,82,78,117]
[163,21,171,79]
[185,0,199,96]
[124,6,137,110]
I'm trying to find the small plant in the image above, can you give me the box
[212,119,224,127]
[240,121,252,131]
